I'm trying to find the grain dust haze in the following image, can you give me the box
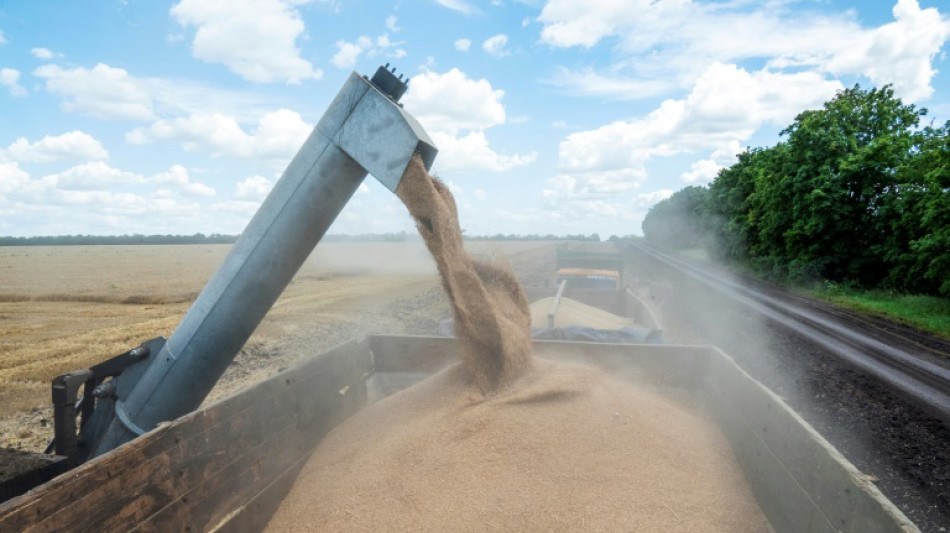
[264,156,767,531]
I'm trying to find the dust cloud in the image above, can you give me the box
[264,156,767,531]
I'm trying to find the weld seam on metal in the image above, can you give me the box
[114,401,147,436]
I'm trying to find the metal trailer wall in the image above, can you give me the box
[0,336,918,532]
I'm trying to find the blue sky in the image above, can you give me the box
[1,0,948,238]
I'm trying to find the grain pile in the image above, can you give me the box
[264,156,768,532]
[528,296,634,330]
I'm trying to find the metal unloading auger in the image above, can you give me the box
[48,65,437,464]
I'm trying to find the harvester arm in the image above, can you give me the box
[78,65,436,460]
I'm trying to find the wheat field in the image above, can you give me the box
[0,241,554,451]
[0,242,445,449]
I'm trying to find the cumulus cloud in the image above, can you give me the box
[34,63,155,120]
[482,34,509,57]
[820,0,950,101]
[127,108,312,164]
[52,162,145,190]
[429,130,537,172]
[402,68,506,134]
[5,162,214,207]
[538,0,949,103]
[386,15,400,32]
[546,63,841,207]
[560,64,840,172]
[332,38,368,69]
[170,0,322,84]
[638,189,675,206]
[4,131,109,163]
[0,160,253,235]
[0,68,27,97]
[31,47,61,59]
[235,175,275,199]
[400,68,536,173]
[681,141,741,184]
[454,38,471,52]
[0,162,30,195]
[331,33,405,69]
[33,62,283,123]
[153,165,216,197]
[547,67,672,100]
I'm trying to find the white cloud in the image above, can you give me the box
[430,130,537,172]
[150,165,215,196]
[538,0,647,49]
[638,189,675,206]
[0,162,31,195]
[0,29,6,45]
[127,108,312,164]
[0,68,27,97]
[434,0,477,15]
[402,68,506,134]
[31,47,60,59]
[548,62,841,208]
[820,0,950,101]
[560,63,840,173]
[331,32,404,69]
[386,15,400,32]
[537,0,950,103]
[548,67,672,100]
[474,188,486,200]
[454,38,471,52]
[0,162,247,235]
[32,62,283,123]
[235,175,275,199]
[681,159,722,184]
[332,39,367,69]
[680,141,741,184]
[34,63,155,120]
[51,162,143,191]
[482,34,509,57]
[170,0,323,84]
[151,164,190,185]
[4,131,109,163]
[400,68,535,173]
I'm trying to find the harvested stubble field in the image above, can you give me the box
[0,241,556,452]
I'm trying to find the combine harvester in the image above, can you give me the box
[0,65,918,532]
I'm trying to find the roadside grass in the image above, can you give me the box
[810,284,950,340]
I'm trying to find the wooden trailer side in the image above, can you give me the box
[0,339,372,533]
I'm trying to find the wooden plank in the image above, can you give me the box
[211,452,312,533]
[24,341,366,533]
[135,351,367,533]
[0,339,371,533]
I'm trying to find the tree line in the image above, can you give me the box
[642,85,950,296]
[0,232,606,247]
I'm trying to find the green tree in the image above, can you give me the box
[778,85,924,284]
[890,121,950,295]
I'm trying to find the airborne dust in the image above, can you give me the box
[264,155,767,532]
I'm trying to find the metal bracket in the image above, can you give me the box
[48,341,154,465]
